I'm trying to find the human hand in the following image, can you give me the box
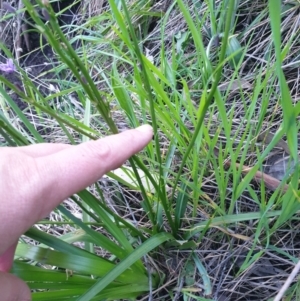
[0,125,153,300]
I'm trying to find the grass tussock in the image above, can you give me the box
[1,0,300,300]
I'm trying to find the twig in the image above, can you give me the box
[273,259,300,301]
[234,162,290,192]
[15,0,24,60]
[173,277,184,301]
[213,147,290,193]
[139,279,177,301]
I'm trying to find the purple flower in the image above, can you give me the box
[2,2,16,14]
[0,59,16,74]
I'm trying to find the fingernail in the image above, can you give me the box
[136,124,153,134]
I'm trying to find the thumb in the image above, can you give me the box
[0,271,31,301]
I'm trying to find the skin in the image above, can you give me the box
[0,124,153,301]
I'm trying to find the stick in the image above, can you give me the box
[273,259,300,301]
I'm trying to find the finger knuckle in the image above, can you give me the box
[88,140,112,162]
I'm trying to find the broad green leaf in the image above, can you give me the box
[193,254,212,296]
[16,243,147,284]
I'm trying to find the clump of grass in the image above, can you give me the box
[1,0,300,300]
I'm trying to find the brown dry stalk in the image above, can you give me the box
[233,162,289,193]
[15,0,24,60]
[214,148,289,193]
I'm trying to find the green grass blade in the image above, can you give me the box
[57,205,131,260]
[171,0,236,201]
[25,227,99,260]
[268,0,298,160]
[186,210,282,239]
[75,232,173,300]
[192,253,212,296]
[0,85,44,142]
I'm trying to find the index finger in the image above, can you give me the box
[37,124,153,211]
[0,125,153,255]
